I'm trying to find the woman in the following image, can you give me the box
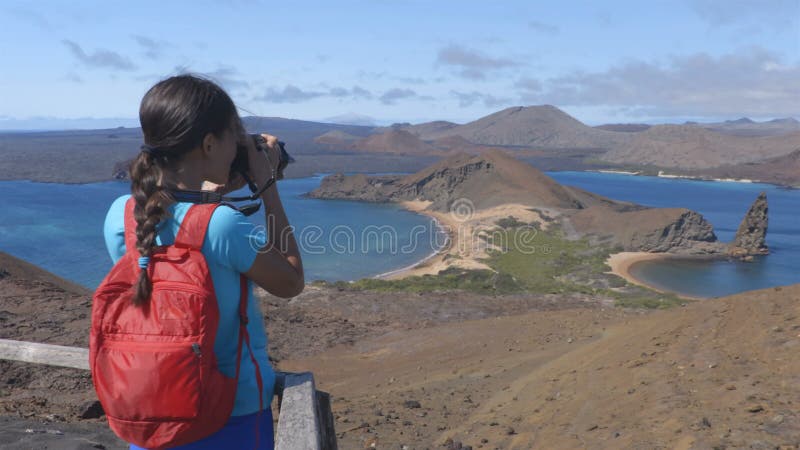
[102,74,304,449]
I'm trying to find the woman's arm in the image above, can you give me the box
[242,133,304,298]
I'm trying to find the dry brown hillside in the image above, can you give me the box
[601,125,800,169]
[282,284,800,449]
[351,128,442,155]
[414,105,629,149]
[396,149,587,211]
[2,248,799,448]
[313,129,363,147]
[701,149,800,186]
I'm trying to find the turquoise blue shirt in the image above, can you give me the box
[103,194,274,416]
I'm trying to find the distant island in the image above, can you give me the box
[1,106,798,187]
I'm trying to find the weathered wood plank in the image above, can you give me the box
[275,372,323,450]
[0,339,89,370]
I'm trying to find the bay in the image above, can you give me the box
[3,171,798,298]
[0,177,444,288]
[548,171,800,298]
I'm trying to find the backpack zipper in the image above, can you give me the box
[191,343,202,357]
[101,340,196,352]
[151,281,212,297]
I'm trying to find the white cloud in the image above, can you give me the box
[62,40,137,71]
[450,90,510,108]
[518,47,800,118]
[436,44,520,80]
[132,35,167,60]
[256,85,374,104]
[379,88,417,105]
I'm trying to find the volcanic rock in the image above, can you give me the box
[570,206,726,255]
[728,192,769,259]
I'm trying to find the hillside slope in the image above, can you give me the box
[413,105,630,149]
[283,283,800,449]
[601,125,800,169]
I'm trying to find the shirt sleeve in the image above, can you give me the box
[204,205,266,274]
[103,195,130,264]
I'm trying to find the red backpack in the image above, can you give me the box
[90,197,263,449]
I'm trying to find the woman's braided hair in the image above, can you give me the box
[130,74,238,306]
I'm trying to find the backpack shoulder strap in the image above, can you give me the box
[123,197,137,254]
[174,203,220,250]
[234,273,264,444]
[124,198,221,252]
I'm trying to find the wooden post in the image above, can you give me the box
[0,338,89,370]
[275,372,322,450]
[275,372,337,450]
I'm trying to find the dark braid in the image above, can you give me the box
[129,151,174,305]
[129,74,238,306]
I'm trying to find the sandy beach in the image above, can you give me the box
[377,201,548,280]
[385,201,700,302]
[606,251,705,299]
[380,205,707,300]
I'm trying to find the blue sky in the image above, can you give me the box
[0,0,798,129]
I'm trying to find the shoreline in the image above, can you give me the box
[372,214,449,279]
[373,201,462,280]
[605,252,706,300]
[579,169,797,189]
[2,167,798,190]
[374,201,549,280]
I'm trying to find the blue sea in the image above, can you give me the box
[548,171,800,298]
[0,176,445,288]
[1,172,798,298]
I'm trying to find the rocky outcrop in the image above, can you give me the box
[309,150,588,211]
[311,173,401,202]
[728,192,769,260]
[570,206,727,255]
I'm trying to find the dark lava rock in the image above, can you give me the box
[78,400,104,419]
[729,192,769,258]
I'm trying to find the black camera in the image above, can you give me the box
[230,134,294,188]
[168,134,293,216]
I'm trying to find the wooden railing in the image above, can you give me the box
[0,338,337,450]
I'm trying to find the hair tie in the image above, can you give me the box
[138,256,150,270]
[140,144,162,156]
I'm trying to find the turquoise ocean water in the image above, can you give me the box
[0,176,445,288]
[547,171,800,298]
[1,172,798,297]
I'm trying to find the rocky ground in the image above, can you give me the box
[3,246,800,449]
[280,284,800,449]
[0,250,612,449]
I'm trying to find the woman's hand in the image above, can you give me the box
[245,132,282,183]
